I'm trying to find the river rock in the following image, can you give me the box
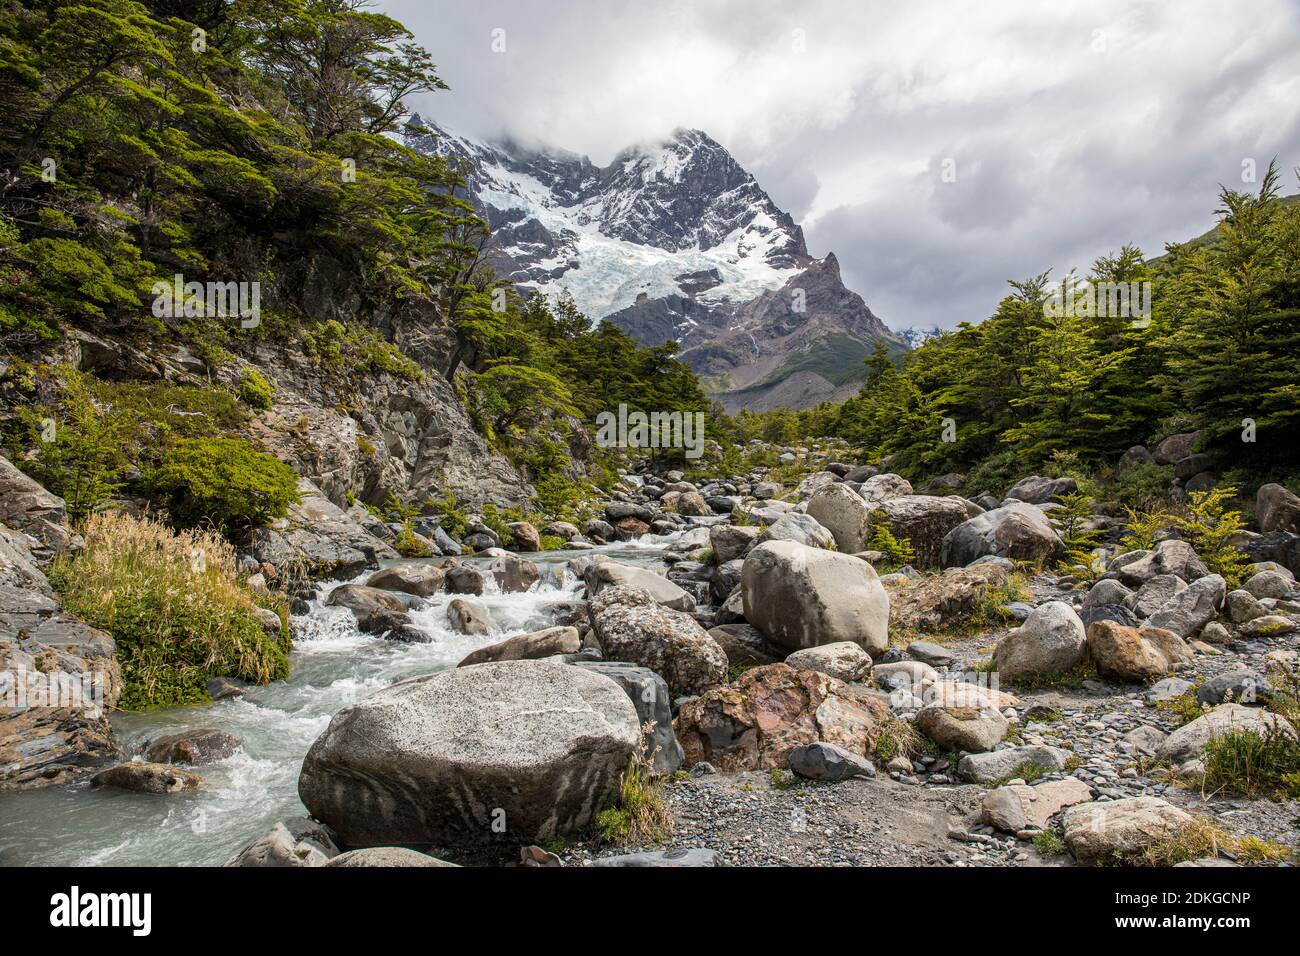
[225,817,340,867]
[91,761,204,794]
[675,664,888,771]
[367,564,445,597]
[245,478,397,579]
[957,745,1071,783]
[1157,703,1296,764]
[485,551,540,592]
[1061,797,1196,864]
[788,741,876,781]
[447,598,491,635]
[575,660,684,774]
[298,661,640,847]
[1086,621,1192,681]
[915,699,1008,753]
[741,540,889,656]
[444,564,486,595]
[940,501,1063,568]
[757,512,836,550]
[1144,573,1225,637]
[144,729,241,765]
[983,778,1093,833]
[459,626,580,666]
[709,524,759,563]
[326,584,406,618]
[994,601,1086,681]
[806,483,874,553]
[784,641,873,682]
[584,560,694,611]
[587,585,727,696]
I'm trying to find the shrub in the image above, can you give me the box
[1201,728,1300,799]
[426,489,469,541]
[1052,492,1105,583]
[49,513,289,710]
[236,367,273,410]
[867,520,915,568]
[146,437,300,528]
[1174,487,1252,588]
[594,739,672,847]
[1120,505,1174,551]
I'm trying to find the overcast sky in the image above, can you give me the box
[384,0,1300,330]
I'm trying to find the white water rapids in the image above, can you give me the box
[0,537,679,866]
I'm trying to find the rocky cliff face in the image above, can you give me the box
[405,118,905,410]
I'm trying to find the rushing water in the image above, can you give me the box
[0,536,681,867]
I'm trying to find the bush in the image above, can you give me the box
[1201,728,1300,799]
[594,735,672,847]
[236,368,274,410]
[867,520,915,568]
[49,513,289,710]
[146,437,300,528]
[1174,486,1252,588]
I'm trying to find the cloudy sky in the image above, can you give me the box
[384,0,1300,330]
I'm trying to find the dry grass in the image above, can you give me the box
[50,512,289,709]
[594,725,673,847]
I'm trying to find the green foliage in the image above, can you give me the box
[1052,492,1105,581]
[1120,505,1175,551]
[146,437,300,529]
[1174,486,1252,587]
[867,520,915,567]
[425,489,468,541]
[594,745,671,847]
[49,513,289,711]
[1032,830,1067,855]
[236,367,273,410]
[1200,729,1300,800]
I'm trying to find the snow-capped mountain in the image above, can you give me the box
[405,116,904,410]
[896,325,945,349]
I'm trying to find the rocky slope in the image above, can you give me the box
[405,118,905,411]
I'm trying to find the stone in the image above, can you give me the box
[298,661,640,847]
[444,564,486,595]
[994,601,1086,681]
[245,478,396,579]
[143,729,240,765]
[676,492,712,517]
[1158,703,1296,764]
[1145,678,1193,702]
[486,551,541,593]
[956,745,1071,783]
[91,761,204,794]
[225,817,339,867]
[508,521,540,552]
[888,564,1010,634]
[741,540,889,656]
[788,741,876,781]
[1238,614,1297,638]
[446,598,492,635]
[1087,621,1192,681]
[1062,796,1197,864]
[859,473,913,505]
[326,584,407,620]
[982,778,1093,833]
[1195,670,1273,706]
[1145,574,1225,637]
[1084,578,1134,610]
[757,512,836,550]
[709,524,759,563]
[1154,431,1202,465]
[907,641,956,667]
[784,641,873,682]
[873,495,977,568]
[1242,569,1296,600]
[324,848,457,867]
[1225,589,1267,624]
[940,501,1063,568]
[587,585,727,696]
[1124,724,1169,756]
[584,560,694,611]
[458,626,580,666]
[1129,574,1187,619]
[676,663,887,771]
[1256,483,1300,534]
[574,660,684,774]
[366,564,445,597]
[0,455,77,557]
[1005,475,1077,505]
[915,700,1008,753]
[806,483,875,554]
[1114,540,1208,587]
[707,623,781,666]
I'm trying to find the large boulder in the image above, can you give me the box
[915,697,1009,753]
[298,661,640,848]
[741,540,889,656]
[783,641,873,683]
[806,483,874,554]
[225,817,340,867]
[957,745,1071,784]
[1087,621,1192,682]
[982,778,1092,833]
[587,586,727,696]
[859,473,912,506]
[1144,574,1225,638]
[575,660,684,774]
[888,563,1010,634]
[873,495,976,568]
[245,478,397,579]
[674,663,888,771]
[1154,431,1202,465]
[366,564,445,597]
[1005,475,1077,505]
[940,502,1063,568]
[1257,483,1300,534]
[0,455,77,557]
[1128,574,1186,619]
[757,512,836,550]
[706,623,784,667]
[1061,797,1197,864]
[994,601,1087,681]
[584,561,693,611]
[1113,539,1208,587]
[458,626,580,666]
[1157,704,1296,765]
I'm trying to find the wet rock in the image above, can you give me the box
[486,551,540,593]
[366,565,445,597]
[91,761,203,794]
[447,598,492,636]
[144,729,241,765]
[459,626,580,666]
[225,817,339,867]
[298,661,640,848]
[444,564,486,595]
